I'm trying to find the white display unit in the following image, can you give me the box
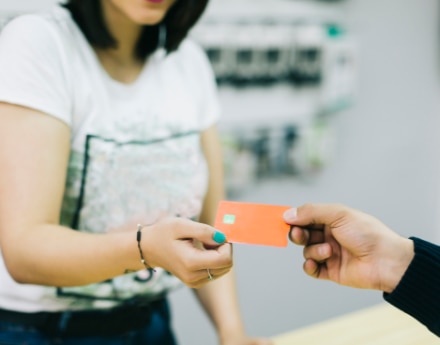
[191,0,351,129]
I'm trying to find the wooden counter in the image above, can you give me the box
[272,303,439,344]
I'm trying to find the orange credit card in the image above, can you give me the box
[214,201,292,247]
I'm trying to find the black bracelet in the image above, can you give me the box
[136,224,156,272]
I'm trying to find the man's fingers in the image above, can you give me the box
[304,259,329,280]
[303,259,319,278]
[284,203,350,228]
[289,226,325,245]
[289,226,309,245]
[303,243,332,262]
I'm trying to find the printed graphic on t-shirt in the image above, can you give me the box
[58,131,207,307]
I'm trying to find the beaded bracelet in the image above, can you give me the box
[136,224,156,272]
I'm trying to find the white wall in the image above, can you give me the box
[0,0,58,12]
[340,0,440,240]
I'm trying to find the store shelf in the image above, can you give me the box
[217,84,319,132]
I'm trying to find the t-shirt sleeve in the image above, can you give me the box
[383,237,440,336]
[0,15,72,125]
[182,40,221,130]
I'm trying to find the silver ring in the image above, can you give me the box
[207,269,213,281]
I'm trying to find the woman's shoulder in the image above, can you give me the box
[170,38,213,76]
[176,38,208,61]
[1,6,74,48]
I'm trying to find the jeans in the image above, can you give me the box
[0,299,177,345]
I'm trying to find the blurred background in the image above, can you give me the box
[2,0,440,343]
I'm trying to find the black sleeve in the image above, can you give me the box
[383,237,440,336]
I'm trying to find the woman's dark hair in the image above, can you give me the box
[63,0,209,59]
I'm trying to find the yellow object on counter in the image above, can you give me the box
[273,303,439,345]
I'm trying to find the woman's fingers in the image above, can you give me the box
[173,240,233,288]
[184,241,233,271]
[184,266,231,289]
[174,218,227,246]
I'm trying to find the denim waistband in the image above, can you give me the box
[0,297,167,337]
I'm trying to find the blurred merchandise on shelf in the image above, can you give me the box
[191,0,357,92]
[221,119,336,196]
[221,133,258,197]
[191,0,356,196]
[291,24,323,87]
[320,24,357,113]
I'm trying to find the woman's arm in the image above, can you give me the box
[0,103,231,288]
[195,125,271,345]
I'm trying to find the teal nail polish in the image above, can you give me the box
[213,231,226,244]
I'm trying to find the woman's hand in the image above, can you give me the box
[141,217,232,288]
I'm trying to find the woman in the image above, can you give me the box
[0,0,271,344]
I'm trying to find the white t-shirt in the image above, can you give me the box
[0,5,221,312]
